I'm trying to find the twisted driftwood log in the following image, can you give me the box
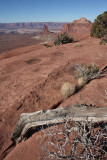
[11,105,107,144]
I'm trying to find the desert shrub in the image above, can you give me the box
[90,11,107,38]
[54,33,74,46]
[61,82,75,100]
[86,64,99,77]
[77,77,87,89]
[100,34,107,45]
[74,43,82,47]
[75,64,99,80]
[74,64,100,89]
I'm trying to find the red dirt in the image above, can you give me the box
[0,36,107,160]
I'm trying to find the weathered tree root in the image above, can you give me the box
[11,105,107,144]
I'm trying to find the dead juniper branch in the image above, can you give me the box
[11,106,107,144]
[42,119,107,160]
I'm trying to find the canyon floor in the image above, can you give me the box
[0,33,42,54]
[0,36,107,160]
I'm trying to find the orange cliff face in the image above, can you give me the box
[62,17,92,36]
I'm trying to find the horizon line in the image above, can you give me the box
[0,20,93,24]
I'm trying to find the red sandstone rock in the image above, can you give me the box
[62,17,92,36]
[0,36,107,160]
[73,17,91,24]
[41,24,50,35]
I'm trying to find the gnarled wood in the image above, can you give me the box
[11,105,107,143]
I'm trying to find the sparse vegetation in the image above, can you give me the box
[74,64,101,89]
[61,82,76,100]
[75,64,99,81]
[43,43,52,48]
[85,64,99,78]
[90,11,107,38]
[74,43,82,47]
[54,33,74,46]
[61,64,101,99]
[77,77,87,89]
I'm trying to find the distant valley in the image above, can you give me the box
[0,22,65,33]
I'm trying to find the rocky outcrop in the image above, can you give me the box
[73,17,91,24]
[62,17,92,35]
[41,24,50,35]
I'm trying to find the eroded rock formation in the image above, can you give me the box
[62,17,92,35]
[41,24,50,35]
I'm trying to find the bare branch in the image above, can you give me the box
[42,120,107,159]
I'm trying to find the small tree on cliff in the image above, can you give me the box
[90,11,107,38]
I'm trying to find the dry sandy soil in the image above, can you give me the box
[0,36,107,160]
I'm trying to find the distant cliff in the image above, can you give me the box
[0,22,65,32]
[62,18,92,35]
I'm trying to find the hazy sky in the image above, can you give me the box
[0,0,107,23]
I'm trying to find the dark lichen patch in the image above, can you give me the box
[25,58,41,65]
[53,52,64,56]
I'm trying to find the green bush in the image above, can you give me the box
[100,34,107,45]
[54,33,74,46]
[90,11,107,38]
